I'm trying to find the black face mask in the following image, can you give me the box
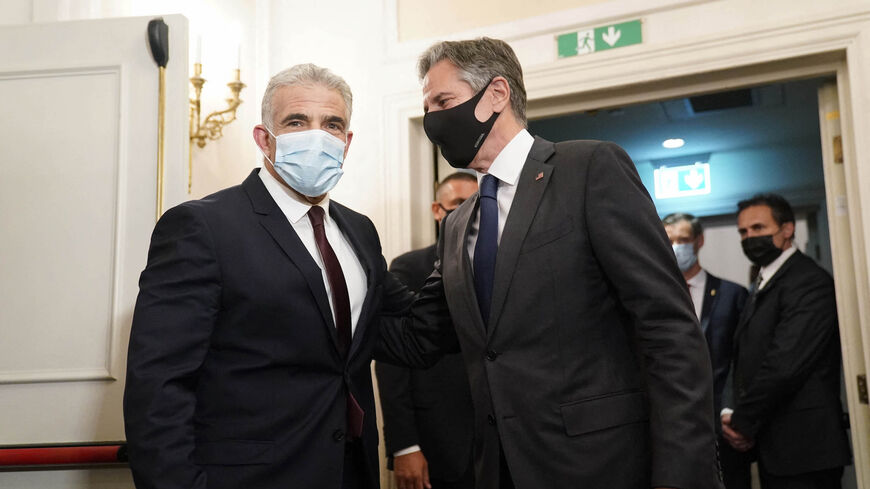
[423,83,500,168]
[741,234,783,266]
[438,203,456,218]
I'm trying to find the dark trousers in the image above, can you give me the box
[759,465,843,489]
[431,464,475,489]
[342,440,370,489]
[719,436,752,489]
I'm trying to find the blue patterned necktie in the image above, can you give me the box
[474,174,499,325]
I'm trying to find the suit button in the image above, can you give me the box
[333,430,345,442]
[486,350,499,361]
[487,414,496,426]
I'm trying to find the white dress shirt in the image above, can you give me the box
[259,168,368,335]
[467,129,535,260]
[686,269,707,321]
[758,245,797,291]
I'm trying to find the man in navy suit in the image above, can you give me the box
[124,64,413,489]
[663,213,750,489]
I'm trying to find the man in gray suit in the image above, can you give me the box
[378,37,721,489]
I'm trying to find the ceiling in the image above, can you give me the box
[529,76,832,165]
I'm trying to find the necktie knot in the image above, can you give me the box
[308,205,326,227]
[480,174,498,199]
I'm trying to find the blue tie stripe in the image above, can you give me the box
[474,174,499,325]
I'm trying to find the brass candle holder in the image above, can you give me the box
[188,63,246,193]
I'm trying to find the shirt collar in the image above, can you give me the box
[478,129,534,186]
[258,166,331,224]
[686,268,707,289]
[759,244,797,288]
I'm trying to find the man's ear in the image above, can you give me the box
[253,124,271,154]
[781,221,796,241]
[342,131,354,163]
[489,76,511,114]
[431,201,443,223]
[696,233,705,252]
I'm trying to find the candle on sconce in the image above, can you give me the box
[194,35,202,65]
[236,43,242,70]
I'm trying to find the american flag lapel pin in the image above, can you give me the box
[535,171,544,181]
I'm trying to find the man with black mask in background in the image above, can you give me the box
[376,172,478,489]
[723,193,851,489]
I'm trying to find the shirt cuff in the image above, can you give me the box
[720,407,734,417]
[393,445,422,457]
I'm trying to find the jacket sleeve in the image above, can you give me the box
[376,234,459,368]
[123,203,220,489]
[714,285,748,412]
[719,286,748,411]
[730,270,838,438]
[584,142,720,489]
[375,361,421,459]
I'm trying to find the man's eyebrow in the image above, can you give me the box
[432,91,451,102]
[323,114,346,126]
[279,113,309,126]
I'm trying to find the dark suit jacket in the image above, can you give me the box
[731,250,851,476]
[699,273,748,421]
[124,169,411,489]
[378,138,721,489]
[375,244,474,481]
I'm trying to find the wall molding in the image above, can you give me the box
[381,0,713,62]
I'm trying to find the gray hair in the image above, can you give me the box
[261,63,353,131]
[662,212,704,239]
[418,37,527,127]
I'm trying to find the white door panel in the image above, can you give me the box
[0,15,188,486]
[818,81,870,488]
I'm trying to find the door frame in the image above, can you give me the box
[385,6,870,487]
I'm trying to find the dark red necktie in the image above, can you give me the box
[307,206,364,438]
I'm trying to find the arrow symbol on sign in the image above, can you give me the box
[602,26,622,47]
[684,169,705,189]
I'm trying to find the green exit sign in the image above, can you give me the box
[557,19,643,58]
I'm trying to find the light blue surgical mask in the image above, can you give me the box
[672,243,698,272]
[264,128,346,197]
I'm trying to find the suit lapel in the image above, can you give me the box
[243,170,339,353]
[735,251,801,339]
[487,138,555,338]
[328,203,377,361]
[450,193,487,340]
[700,274,720,336]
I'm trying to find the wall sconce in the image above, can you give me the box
[188,61,246,193]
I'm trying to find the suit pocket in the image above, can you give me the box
[520,221,574,254]
[560,390,648,436]
[193,440,274,465]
